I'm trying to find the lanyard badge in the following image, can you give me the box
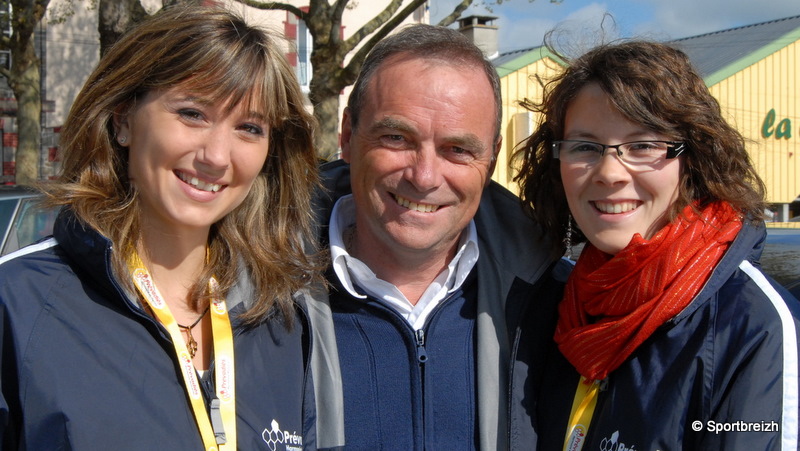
[129,251,237,450]
[563,377,600,451]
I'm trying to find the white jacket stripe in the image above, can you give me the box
[0,237,58,266]
[740,260,799,450]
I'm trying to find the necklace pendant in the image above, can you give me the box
[185,330,198,358]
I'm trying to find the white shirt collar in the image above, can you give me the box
[329,195,479,329]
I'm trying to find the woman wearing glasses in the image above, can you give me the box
[514,40,800,450]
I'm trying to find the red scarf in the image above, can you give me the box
[555,202,742,381]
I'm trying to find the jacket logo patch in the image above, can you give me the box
[262,419,302,451]
[599,430,637,451]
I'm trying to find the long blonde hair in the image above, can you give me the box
[43,5,321,325]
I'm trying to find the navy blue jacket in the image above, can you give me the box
[0,210,314,450]
[330,272,479,450]
[526,221,800,450]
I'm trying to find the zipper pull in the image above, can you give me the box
[415,329,428,363]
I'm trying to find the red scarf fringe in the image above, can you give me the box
[555,202,742,381]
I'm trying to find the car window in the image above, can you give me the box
[0,199,17,241]
[2,199,58,255]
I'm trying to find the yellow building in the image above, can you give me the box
[676,15,800,220]
[489,15,800,221]
[491,45,563,188]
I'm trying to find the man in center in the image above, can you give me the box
[308,24,563,450]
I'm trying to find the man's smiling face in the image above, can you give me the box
[341,56,499,262]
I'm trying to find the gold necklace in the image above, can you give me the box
[176,306,209,358]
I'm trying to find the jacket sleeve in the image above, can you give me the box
[697,266,800,451]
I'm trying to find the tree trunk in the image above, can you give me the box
[10,46,40,186]
[97,0,148,56]
[309,89,341,161]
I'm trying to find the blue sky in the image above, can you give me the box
[430,0,800,53]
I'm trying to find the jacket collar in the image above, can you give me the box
[54,208,122,301]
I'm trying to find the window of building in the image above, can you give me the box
[296,19,312,92]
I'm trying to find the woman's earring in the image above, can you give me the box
[564,215,573,259]
[118,136,127,145]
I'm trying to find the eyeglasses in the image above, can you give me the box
[552,140,686,166]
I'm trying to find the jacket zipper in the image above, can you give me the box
[415,329,428,364]
[416,328,428,406]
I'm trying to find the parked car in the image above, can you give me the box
[0,187,59,256]
[784,279,800,300]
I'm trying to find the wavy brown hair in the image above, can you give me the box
[41,5,321,325]
[513,40,766,259]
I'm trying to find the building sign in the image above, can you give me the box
[762,109,793,139]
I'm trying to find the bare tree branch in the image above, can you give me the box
[235,0,306,20]
[436,0,473,27]
[329,0,349,43]
[340,0,404,54]
[343,0,425,72]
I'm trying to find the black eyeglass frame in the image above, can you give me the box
[551,140,687,162]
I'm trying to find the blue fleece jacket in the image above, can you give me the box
[330,273,479,450]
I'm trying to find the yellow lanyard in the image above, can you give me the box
[563,377,600,451]
[128,252,236,450]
